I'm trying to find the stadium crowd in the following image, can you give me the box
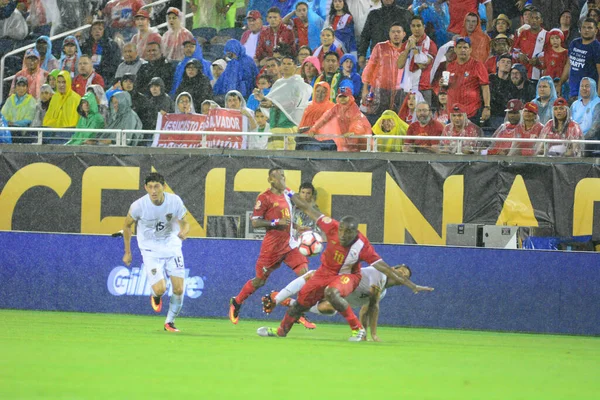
[1,0,599,156]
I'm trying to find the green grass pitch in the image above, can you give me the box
[1,310,598,399]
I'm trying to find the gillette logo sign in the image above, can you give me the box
[107,266,204,299]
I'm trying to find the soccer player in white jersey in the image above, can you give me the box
[262,264,419,341]
[122,172,190,332]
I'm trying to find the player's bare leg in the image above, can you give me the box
[230,276,266,324]
[164,276,184,332]
[150,280,167,312]
[262,269,316,329]
[324,287,366,341]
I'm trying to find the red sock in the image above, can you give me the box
[277,312,297,337]
[235,280,257,304]
[340,306,363,330]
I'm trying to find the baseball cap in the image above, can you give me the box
[450,103,465,114]
[212,59,227,70]
[24,48,40,59]
[505,99,524,112]
[497,53,513,63]
[455,36,471,46]
[547,28,565,42]
[15,76,28,86]
[63,37,77,46]
[91,16,105,26]
[246,10,262,20]
[523,102,539,114]
[183,38,197,46]
[338,86,352,97]
[167,7,181,17]
[439,88,448,95]
[135,10,150,19]
[553,98,568,107]
[522,5,537,14]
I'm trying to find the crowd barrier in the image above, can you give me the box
[0,232,598,336]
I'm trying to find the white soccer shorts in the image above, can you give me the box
[141,250,186,286]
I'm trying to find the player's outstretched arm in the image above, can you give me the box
[288,192,323,222]
[372,260,434,294]
[178,218,190,240]
[122,213,136,266]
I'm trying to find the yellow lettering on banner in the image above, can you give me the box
[573,178,600,236]
[384,173,463,244]
[496,175,538,227]
[81,167,140,234]
[234,169,301,196]
[0,163,71,230]
[157,166,226,237]
[312,172,372,233]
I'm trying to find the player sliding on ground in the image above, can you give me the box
[262,264,420,341]
[122,173,190,332]
[257,190,434,341]
[229,168,314,328]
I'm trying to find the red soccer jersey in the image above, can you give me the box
[293,18,309,47]
[448,0,488,34]
[540,48,569,80]
[404,120,444,147]
[315,216,381,276]
[252,189,296,254]
[446,58,490,118]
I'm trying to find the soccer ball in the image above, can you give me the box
[298,231,324,257]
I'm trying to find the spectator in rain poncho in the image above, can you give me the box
[570,77,600,136]
[10,49,48,100]
[0,115,11,143]
[148,77,175,130]
[99,91,143,146]
[2,76,37,143]
[309,86,372,152]
[87,84,110,124]
[397,91,424,125]
[247,75,272,111]
[31,84,54,131]
[412,0,450,45]
[326,0,357,55]
[486,99,524,156]
[214,40,259,99]
[225,90,257,147]
[201,99,221,115]
[175,59,214,111]
[537,97,583,157]
[532,76,558,126]
[508,101,544,157]
[59,35,82,79]
[283,1,324,50]
[35,36,60,72]
[171,38,213,97]
[297,81,336,150]
[330,53,362,102]
[161,7,194,62]
[47,69,61,91]
[130,9,162,59]
[440,103,481,154]
[66,91,105,145]
[372,110,408,152]
[0,0,28,40]
[300,56,321,87]
[43,70,81,143]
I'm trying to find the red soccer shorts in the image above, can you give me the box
[296,271,361,308]
[255,247,308,280]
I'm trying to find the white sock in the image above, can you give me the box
[165,294,183,324]
[275,273,310,305]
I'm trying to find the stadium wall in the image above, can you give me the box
[0,232,598,336]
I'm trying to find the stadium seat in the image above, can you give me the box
[210,35,230,45]
[204,44,225,60]
[0,39,15,57]
[192,27,217,43]
[217,27,243,41]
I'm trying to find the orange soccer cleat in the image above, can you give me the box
[229,297,241,324]
[297,315,316,329]
[151,295,162,312]
[164,322,180,332]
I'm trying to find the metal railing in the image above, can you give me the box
[2,127,599,157]
[0,24,92,102]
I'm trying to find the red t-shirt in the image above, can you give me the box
[404,120,445,147]
[540,48,569,80]
[315,216,381,276]
[448,0,489,34]
[252,189,295,254]
[293,18,308,47]
[446,58,490,118]
[485,55,497,75]
[399,36,438,91]
[512,28,547,78]
[512,122,543,156]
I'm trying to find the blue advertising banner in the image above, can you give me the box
[0,232,598,335]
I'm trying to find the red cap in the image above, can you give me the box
[167,7,181,17]
[135,10,150,19]
[505,99,524,112]
[246,10,262,20]
[547,28,564,42]
[450,103,465,114]
[553,97,568,107]
[523,102,538,114]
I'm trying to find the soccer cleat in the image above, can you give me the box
[229,297,241,324]
[296,315,316,329]
[164,322,180,332]
[348,328,367,342]
[261,291,277,314]
[151,295,162,312]
[257,327,279,337]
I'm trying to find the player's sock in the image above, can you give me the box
[340,306,362,331]
[308,304,333,315]
[275,275,306,305]
[277,312,297,337]
[235,280,257,304]
[165,293,183,324]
